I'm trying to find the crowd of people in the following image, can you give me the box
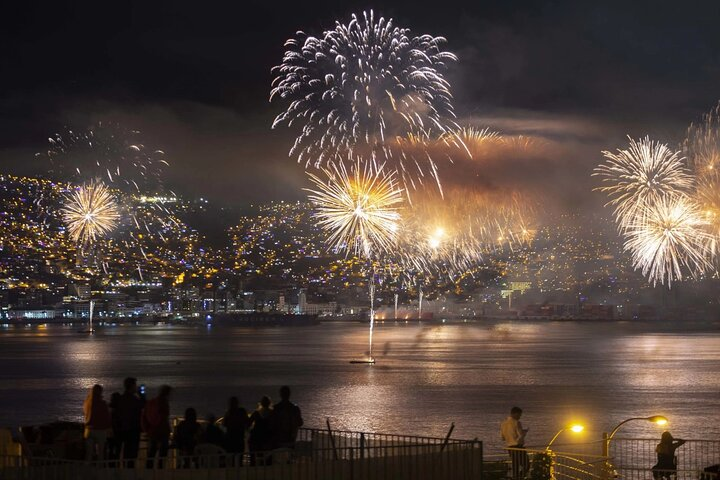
[82,378,303,467]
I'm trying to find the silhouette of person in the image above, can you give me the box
[249,396,273,465]
[222,396,249,458]
[653,431,686,480]
[501,406,529,480]
[143,385,172,469]
[116,377,144,467]
[175,407,201,467]
[203,414,225,447]
[83,384,112,462]
[270,386,304,449]
[107,392,121,464]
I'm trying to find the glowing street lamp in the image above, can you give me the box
[603,416,668,456]
[546,424,585,450]
[602,415,670,480]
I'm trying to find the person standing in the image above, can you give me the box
[116,377,144,468]
[501,406,529,480]
[248,396,273,465]
[270,386,304,449]
[83,384,112,462]
[142,385,172,469]
[223,396,249,465]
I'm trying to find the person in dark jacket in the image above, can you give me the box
[116,377,144,467]
[174,407,201,467]
[222,397,249,457]
[107,392,122,464]
[83,384,112,461]
[143,385,172,469]
[248,396,273,465]
[653,431,686,480]
[270,386,304,449]
[203,414,225,448]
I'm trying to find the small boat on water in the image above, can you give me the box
[349,357,376,364]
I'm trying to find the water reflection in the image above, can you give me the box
[0,322,718,448]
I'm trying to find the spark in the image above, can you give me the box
[272,10,459,192]
[305,161,404,258]
[594,136,693,230]
[624,195,712,286]
[61,180,121,246]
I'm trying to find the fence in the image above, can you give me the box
[0,427,483,480]
[483,447,611,480]
[609,438,720,480]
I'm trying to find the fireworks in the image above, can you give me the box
[41,122,169,193]
[271,10,459,191]
[594,136,693,230]
[624,195,711,286]
[685,103,720,259]
[305,161,404,258]
[61,180,121,246]
[395,189,536,277]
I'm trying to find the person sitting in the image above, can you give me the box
[652,431,686,480]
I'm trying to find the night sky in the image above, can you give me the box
[2,0,720,207]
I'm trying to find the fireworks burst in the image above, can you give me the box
[271,10,459,192]
[594,136,693,230]
[61,180,121,246]
[305,161,404,258]
[41,122,169,193]
[624,195,711,286]
[685,103,720,260]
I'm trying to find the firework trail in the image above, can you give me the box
[306,160,403,362]
[594,136,693,230]
[41,122,169,193]
[624,195,711,286]
[271,10,459,192]
[306,160,404,258]
[61,180,120,246]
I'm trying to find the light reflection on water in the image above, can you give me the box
[0,321,718,452]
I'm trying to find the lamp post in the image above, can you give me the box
[546,424,585,450]
[602,415,668,480]
[602,416,668,456]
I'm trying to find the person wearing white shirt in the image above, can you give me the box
[501,406,529,479]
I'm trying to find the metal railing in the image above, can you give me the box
[0,427,483,480]
[609,438,720,480]
[485,447,612,480]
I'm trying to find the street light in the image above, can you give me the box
[603,415,669,457]
[547,424,585,450]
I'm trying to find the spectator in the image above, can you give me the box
[142,385,172,469]
[83,384,112,462]
[116,377,144,467]
[203,414,225,448]
[248,396,273,465]
[270,386,304,449]
[174,407,202,466]
[222,396,249,457]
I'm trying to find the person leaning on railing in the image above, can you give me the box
[652,431,686,480]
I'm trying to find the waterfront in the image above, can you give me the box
[1,320,719,452]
